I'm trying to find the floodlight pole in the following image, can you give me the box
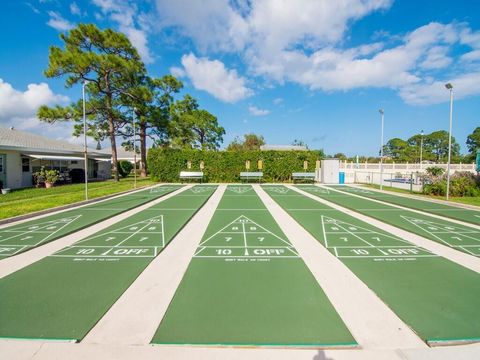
[445,83,454,201]
[132,107,137,189]
[420,130,424,171]
[82,80,89,201]
[379,109,384,190]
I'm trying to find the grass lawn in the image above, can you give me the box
[362,184,480,207]
[0,177,158,220]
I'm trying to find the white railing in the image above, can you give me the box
[340,161,475,172]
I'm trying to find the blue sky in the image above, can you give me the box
[0,0,479,156]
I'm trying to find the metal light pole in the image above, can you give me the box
[445,83,454,201]
[420,129,424,171]
[132,107,137,189]
[82,80,89,201]
[379,109,385,190]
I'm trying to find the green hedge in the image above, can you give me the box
[147,148,324,182]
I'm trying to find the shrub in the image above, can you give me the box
[423,171,480,197]
[118,161,133,178]
[147,148,324,183]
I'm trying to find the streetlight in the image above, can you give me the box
[82,80,89,201]
[420,129,424,171]
[445,83,453,201]
[132,107,137,189]
[379,109,385,190]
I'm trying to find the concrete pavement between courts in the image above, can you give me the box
[0,183,480,360]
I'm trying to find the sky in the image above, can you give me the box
[0,0,479,156]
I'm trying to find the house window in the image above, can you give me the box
[22,157,30,172]
[71,160,78,164]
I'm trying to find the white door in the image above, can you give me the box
[21,157,32,187]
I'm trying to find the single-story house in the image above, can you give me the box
[0,126,111,189]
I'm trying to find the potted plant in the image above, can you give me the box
[0,180,11,195]
[44,169,60,188]
[33,167,59,188]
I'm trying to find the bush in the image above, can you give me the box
[118,161,133,178]
[147,148,324,183]
[423,171,480,197]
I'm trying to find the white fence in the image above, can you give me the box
[348,171,423,191]
[340,161,475,172]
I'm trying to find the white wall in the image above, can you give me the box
[3,150,23,189]
[321,159,340,184]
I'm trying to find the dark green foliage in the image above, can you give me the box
[118,160,133,178]
[423,171,480,197]
[148,148,325,182]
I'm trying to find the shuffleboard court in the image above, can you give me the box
[0,185,182,258]
[334,185,480,226]
[299,186,480,257]
[0,185,216,341]
[264,185,480,345]
[152,185,356,348]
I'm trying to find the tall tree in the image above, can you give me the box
[120,75,183,176]
[466,127,480,156]
[38,24,146,181]
[226,133,265,151]
[424,130,460,162]
[169,95,225,150]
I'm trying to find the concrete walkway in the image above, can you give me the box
[0,185,192,278]
[83,185,226,345]
[254,185,426,350]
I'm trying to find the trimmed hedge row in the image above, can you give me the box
[147,148,324,182]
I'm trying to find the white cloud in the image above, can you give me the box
[170,66,186,78]
[248,105,270,116]
[156,1,480,105]
[0,79,69,119]
[180,53,253,102]
[70,2,81,16]
[92,0,154,63]
[0,79,74,140]
[399,72,480,105]
[47,11,74,31]
[273,97,283,105]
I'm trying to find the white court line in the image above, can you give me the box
[0,215,82,245]
[50,255,155,258]
[337,255,438,259]
[194,256,298,259]
[402,216,480,247]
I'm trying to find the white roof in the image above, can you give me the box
[0,126,110,159]
[260,145,308,151]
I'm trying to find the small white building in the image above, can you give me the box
[0,126,111,189]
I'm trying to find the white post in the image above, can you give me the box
[445,83,453,201]
[379,109,384,190]
[420,130,424,171]
[132,107,137,189]
[82,80,88,201]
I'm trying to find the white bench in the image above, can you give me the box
[292,172,316,183]
[179,171,204,182]
[240,171,263,182]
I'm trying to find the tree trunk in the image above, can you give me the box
[109,116,119,181]
[139,122,147,177]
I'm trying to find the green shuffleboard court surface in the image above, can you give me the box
[152,185,356,348]
[300,185,480,258]
[264,185,480,345]
[336,185,480,226]
[0,185,216,341]
[0,185,182,258]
